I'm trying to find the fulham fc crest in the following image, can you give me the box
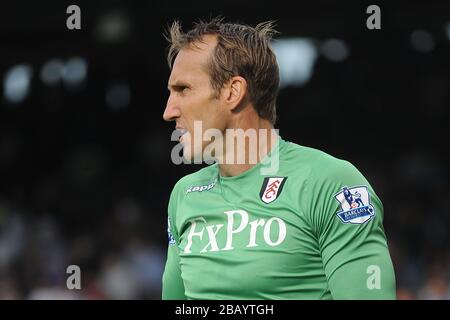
[259,177,287,204]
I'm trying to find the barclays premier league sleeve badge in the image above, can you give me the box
[334,186,376,224]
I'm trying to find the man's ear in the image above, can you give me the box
[223,76,247,111]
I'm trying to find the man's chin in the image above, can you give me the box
[182,146,213,164]
[182,148,199,163]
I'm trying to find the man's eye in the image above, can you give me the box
[168,85,190,95]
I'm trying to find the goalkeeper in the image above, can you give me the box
[161,17,396,300]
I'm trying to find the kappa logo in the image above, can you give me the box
[186,179,217,194]
[334,186,376,225]
[259,177,287,204]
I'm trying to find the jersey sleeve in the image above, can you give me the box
[161,185,187,300]
[304,159,396,299]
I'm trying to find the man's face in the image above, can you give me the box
[163,36,228,161]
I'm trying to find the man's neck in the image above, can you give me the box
[218,118,278,177]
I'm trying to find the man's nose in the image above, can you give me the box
[163,97,180,122]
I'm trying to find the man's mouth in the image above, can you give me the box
[176,128,188,142]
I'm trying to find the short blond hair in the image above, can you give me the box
[165,17,280,124]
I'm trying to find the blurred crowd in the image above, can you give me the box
[0,197,165,299]
[386,149,450,300]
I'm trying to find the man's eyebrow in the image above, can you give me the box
[168,81,191,90]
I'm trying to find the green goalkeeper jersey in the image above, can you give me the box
[162,137,396,299]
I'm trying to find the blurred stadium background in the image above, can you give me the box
[0,0,449,299]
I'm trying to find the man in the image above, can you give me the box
[161,17,396,299]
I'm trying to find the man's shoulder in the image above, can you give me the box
[283,140,361,181]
